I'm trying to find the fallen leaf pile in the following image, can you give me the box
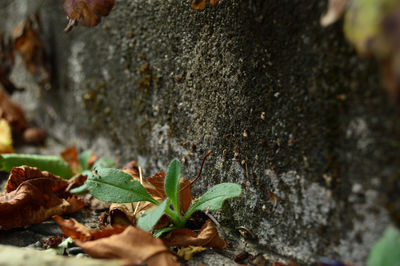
[54,216,178,266]
[47,158,225,264]
[0,166,85,230]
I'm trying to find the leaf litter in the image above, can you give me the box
[0,147,241,265]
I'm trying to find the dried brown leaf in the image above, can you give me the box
[61,146,82,174]
[5,166,68,193]
[0,172,84,230]
[74,225,178,266]
[192,0,207,11]
[209,0,219,7]
[192,0,219,11]
[11,17,50,88]
[109,203,136,226]
[162,219,226,249]
[63,0,116,32]
[53,215,125,241]
[0,88,26,132]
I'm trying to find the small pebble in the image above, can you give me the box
[68,247,84,255]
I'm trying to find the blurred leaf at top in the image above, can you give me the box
[322,0,400,101]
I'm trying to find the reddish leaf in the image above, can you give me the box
[53,215,125,241]
[5,166,68,193]
[72,225,178,266]
[162,219,226,249]
[123,163,193,213]
[61,146,81,174]
[65,174,87,192]
[63,0,116,32]
[146,172,193,213]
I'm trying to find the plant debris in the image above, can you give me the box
[63,0,116,33]
[0,166,84,229]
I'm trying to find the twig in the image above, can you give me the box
[133,166,144,216]
[180,150,212,192]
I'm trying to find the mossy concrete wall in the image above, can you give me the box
[2,0,400,264]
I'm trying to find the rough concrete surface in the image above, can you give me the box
[0,0,399,264]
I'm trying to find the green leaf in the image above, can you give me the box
[84,168,158,204]
[368,227,400,266]
[153,226,177,238]
[70,182,89,194]
[137,199,168,232]
[184,183,242,220]
[92,158,116,169]
[78,150,92,170]
[164,159,181,212]
[0,154,74,179]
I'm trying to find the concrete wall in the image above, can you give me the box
[2,0,400,264]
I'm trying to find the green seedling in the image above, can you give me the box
[72,158,242,232]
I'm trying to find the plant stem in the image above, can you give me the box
[164,207,186,228]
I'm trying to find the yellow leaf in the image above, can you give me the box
[0,119,14,154]
[177,246,207,260]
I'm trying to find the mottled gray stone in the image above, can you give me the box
[0,0,399,264]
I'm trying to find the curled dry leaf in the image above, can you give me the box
[0,119,14,153]
[53,215,125,241]
[63,0,116,33]
[56,218,178,266]
[0,166,84,229]
[162,219,226,249]
[11,17,50,89]
[109,203,136,226]
[0,88,26,133]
